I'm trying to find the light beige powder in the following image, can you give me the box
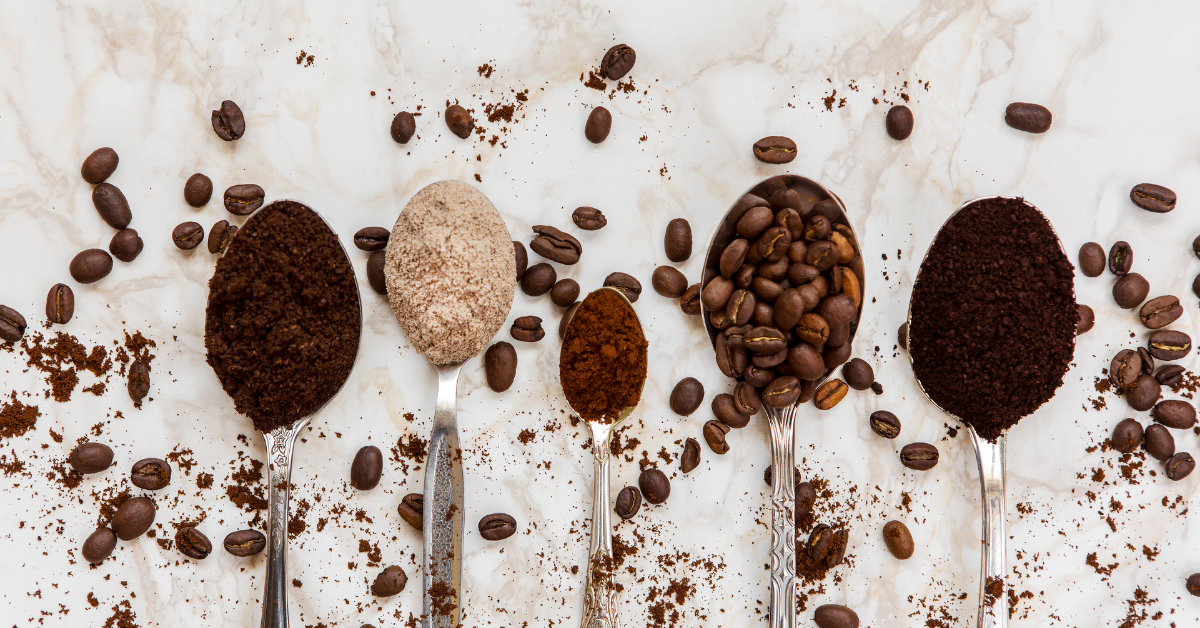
[385,180,516,365]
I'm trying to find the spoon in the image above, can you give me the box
[560,287,648,628]
[422,359,467,628]
[699,174,865,628]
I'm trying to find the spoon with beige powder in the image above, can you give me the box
[384,180,515,628]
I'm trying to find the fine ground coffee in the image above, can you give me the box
[560,289,647,421]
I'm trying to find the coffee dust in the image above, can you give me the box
[0,392,38,440]
[560,290,647,422]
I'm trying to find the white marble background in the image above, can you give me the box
[2,0,1200,626]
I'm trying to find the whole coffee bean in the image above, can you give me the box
[542,279,577,308]
[45,284,74,325]
[882,520,914,559]
[130,457,171,490]
[639,468,670,504]
[753,136,798,165]
[172,222,204,250]
[600,44,636,80]
[483,341,518,392]
[367,250,387,296]
[777,208,805,241]
[870,411,901,439]
[445,104,474,139]
[0,305,25,343]
[745,364,776,387]
[81,147,119,184]
[806,523,832,561]
[1113,273,1149,309]
[1076,304,1094,335]
[824,344,853,372]
[223,529,266,557]
[900,442,939,471]
[1108,241,1133,276]
[478,513,517,541]
[680,284,701,315]
[720,240,749,278]
[804,216,832,243]
[112,496,155,541]
[1078,242,1106,277]
[1111,418,1144,453]
[725,289,756,326]
[754,227,792,262]
[353,227,390,251]
[176,527,212,560]
[211,100,245,140]
[734,381,761,415]
[390,111,416,144]
[714,335,749,379]
[92,183,131,229]
[704,420,731,455]
[1004,102,1052,133]
[1189,573,1200,597]
[571,206,608,231]
[184,173,213,207]
[753,277,784,303]
[825,528,848,567]
[204,220,234,255]
[520,262,556,297]
[796,481,816,520]
[669,377,704,416]
[513,241,528,282]
[1153,400,1197,429]
[794,312,828,345]
[787,343,825,381]
[745,326,786,355]
[69,442,113,474]
[701,276,733,311]
[350,446,383,490]
[762,375,802,407]
[511,316,545,342]
[651,266,687,298]
[842,358,873,391]
[1110,349,1142,388]
[813,604,859,628]
[1138,347,1155,375]
[584,107,612,143]
[371,565,408,596]
[82,527,117,564]
[814,379,848,410]
[109,228,144,262]
[737,206,775,240]
[871,382,883,395]
[1131,183,1177,213]
[898,322,908,351]
[665,218,692,263]
[1194,234,1200,260]
[530,225,582,265]
[1140,295,1182,329]
[763,465,800,488]
[1156,364,1185,387]
[712,393,751,429]
[615,486,642,519]
[1126,374,1161,412]
[1149,330,1192,361]
[604,272,642,303]
[816,294,856,329]
[1144,423,1175,461]
[1166,452,1195,481]
[397,493,423,530]
[681,437,701,473]
[885,105,914,140]
[224,184,265,215]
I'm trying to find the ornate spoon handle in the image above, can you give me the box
[260,418,311,628]
[970,431,1007,628]
[764,405,798,628]
[423,362,465,628]
[581,423,617,628]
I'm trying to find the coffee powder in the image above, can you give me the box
[560,289,648,421]
[909,197,1076,440]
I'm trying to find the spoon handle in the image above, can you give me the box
[970,430,1007,628]
[424,364,465,628]
[260,419,310,628]
[582,424,617,628]
[764,406,798,628]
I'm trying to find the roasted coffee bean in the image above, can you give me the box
[1140,295,1182,329]
[758,257,789,282]
[703,420,731,454]
[1149,330,1192,361]
[795,312,829,346]
[714,335,748,379]
[669,377,704,416]
[1130,183,1177,213]
[176,527,212,560]
[81,147,119,184]
[45,284,74,325]
[745,364,776,387]
[813,604,859,628]
[1108,241,1133,276]
[733,381,761,415]
[130,458,170,490]
[108,228,144,263]
[571,206,607,231]
[745,326,786,354]
[513,241,528,281]
[1111,418,1144,453]
[184,173,213,207]
[751,347,786,368]
[752,302,778,328]
[806,523,832,561]
[804,241,836,273]
[1076,304,1094,335]
[724,289,755,326]
[478,513,517,541]
[600,44,636,80]
[776,207,804,240]
[1153,400,1197,429]
[171,222,203,250]
[639,468,670,504]
[752,136,798,164]
[1126,374,1161,412]
[92,183,131,229]
[371,566,408,596]
[1144,424,1176,461]
[1110,349,1142,387]
[0,305,25,343]
[882,520,915,559]
[680,284,701,315]
[1188,573,1200,597]
[112,496,155,541]
[824,343,852,371]
[796,481,816,521]
[762,375,802,407]
[817,294,856,329]
[211,100,245,140]
[885,105,914,140]
[842,358,873,390]
[546,279,579,308]
[483,342,518,392]
[786,240,808,264]
[206,221,235,254]
[223,529,266,556]
[824,529,848,567]
[350,446,383,490]
[720,240,749,278]
[520,262,556,297]
[763,465,800,489]
[840,267,862,307]
[1113,273,1149,309]
[584,107,611,143]
[870,411,901,439]
[127,359,150,403]
[1156,364,1185,387]
[702,277,735,312]
[1078,242,1106,277]
[615,486,642,519]
[1138,348,1155,376]
[814,379,848,410]
[870,382,883,395]
[678,437,702,473]
[1004,102,1052,133]
[397,493,423,530]
[802,214,830,241]
[366,250,387,295]
[353,227,390,251]
[224,184,265,215]
[1194,274,1200,300]
[770,290,803,330]
[898,322,908,351]
[604,272,642,303]
[900,442,939,470]
[787,343,825,381]
[69,442,113,474]
[664,218,692,263]
[82,527,117,564]
[530,225,582,265]
[445,104,474,138]
[712,393,751,429]
[651,266,687,298]
[1166,452,1195,481]
[390,111,416,143]
[511,316,545,342]
[733,264,757,289]
[737,206,775,239]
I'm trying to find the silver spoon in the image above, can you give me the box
[699,175,865,628]
[421,359,467,628]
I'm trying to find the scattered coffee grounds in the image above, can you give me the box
[205,200,362,433]
[560,289,648,421]
[0,392,38,440]
[909,197,1076,440]
[20,331,113,402]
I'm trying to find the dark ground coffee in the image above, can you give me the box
[909,197,1077,441]
[205,200,361,433]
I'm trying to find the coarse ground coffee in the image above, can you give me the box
[909,197,1076,441]
[205,200,361,433]
[560,289,648,421]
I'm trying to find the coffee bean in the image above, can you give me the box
[745,326,786,355]
[680,284,701,315]
[885,105,914,140]
[792,312,827,345]
[1113,273,1149,309]
[1188,573,1200,597]
[530,225,582,265]
[203,220,234,255]
[390,111,416,144]
[353,227,390,251]
[112,496,155,540]
[898,322,908,351]
[806,523,832,561]
[1078,242,1106,277]
[703,420,731,455]
[664,218,692,263]
[211,100,245,140]
[1126,374,1161,412]
[745,364,776,387]
[0,305,25,343]
[397,493,423,530]
[1144,424,1175,461]
[714,335,748,379]
[752,277,783,303]
[600,44,636,80]
[712,393,751,429]
[224,184,265,216]
[1153,400,1197,429]
[615,486,642,519]
[681,437,701,473]
[82,527,117,564]
[1194,274,1200,300]
[367,250,387,295]
[762,375,802,407]
[371,565,408,596]
[1140,295,1182,329]
[816,294,856,329]
[511,316,545,342]
[720,240,749,278]
[1166,452,1195,481]
[824,343,852,371]
[814,379,848,410]
[882,520,914,559]
[639,468,670,504]
[570,207,608,232]
[513,241,528,282]
[1110,350,1142,388]
[92,182,131,229]
[127,359,150,404]
[445,104,474,138]
[1149,330,1192,361]
[1108,241,1133,276]
[825,529,848,567]
[130,457,170,490]
[900,442,938,471]
[1076,304,1094,335]
[108,228,144,263]
[223,529,266,556]
[787,343,825,381]
[478,513,517,541]
[754,227,792,262]
[651,267,687,299]
[752,136,798,164]
[870,411,901,439]
[483,341,518,392]
[604,272,642,303]
[584,107,611,143]
[1130,183,1176,213]
[172,222,204,250]
[1137,346,1155,376]
[350,446,383,491]
[176,527,212,560]
[701,276,733,312]
[69,442,113,474]
[763,465,800,489]
[733,381,761,415]
[1004,102,1052,133]
[777,208,805,241]
[871,382,883,395]
[796,481,816,521]
[737,207,775,240]
[813,604,859,628]
[45,284,74,325]
[184,173,213,208]
[669,377,704,416]
[842,358,873,390]
[1111,418,1144,453]
[520,262,556,297]
[81,147,119,184]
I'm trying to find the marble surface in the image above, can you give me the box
[2,0,1200,626]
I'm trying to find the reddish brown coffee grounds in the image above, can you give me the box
[0,392,38,440]
[560,289,648,422]
[909,197,1077,440]
[205,200,361,433]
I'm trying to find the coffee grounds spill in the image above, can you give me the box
[205,200,361,433]
[560,289,648,422]
[909,197,1077,440]
[0,392,38,440]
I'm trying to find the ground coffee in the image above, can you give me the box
[560,289,647,421]
[909,197,1076,440]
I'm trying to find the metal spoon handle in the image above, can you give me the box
[260,419,310,628]
[423,364,465,628]
[582,424,617,628]
[970,430,1007,628]
[764,406,798,628]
